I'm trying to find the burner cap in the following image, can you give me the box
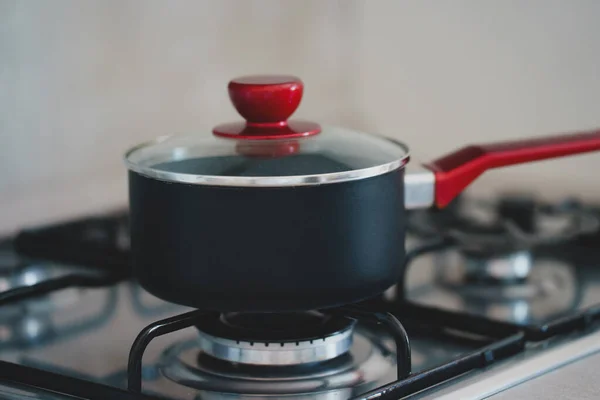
[195,311,355,366]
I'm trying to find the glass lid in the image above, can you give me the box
[125,75,410,187]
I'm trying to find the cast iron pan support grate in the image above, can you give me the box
[332,305,411,382]
[127,309,211,392]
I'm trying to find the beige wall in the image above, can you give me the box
[2,0,600,234]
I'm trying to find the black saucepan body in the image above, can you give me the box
[129,157,405,312]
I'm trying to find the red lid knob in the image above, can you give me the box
[213,75,321,140]
[229,75,303,125]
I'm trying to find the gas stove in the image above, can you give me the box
[1,195,600,399]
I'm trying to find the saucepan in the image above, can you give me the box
[124,75,600,312]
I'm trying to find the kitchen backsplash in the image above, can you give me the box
[2,0,600,234]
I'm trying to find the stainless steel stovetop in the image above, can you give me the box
[1,195,600,399]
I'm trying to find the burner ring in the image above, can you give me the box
[195,311,355,366]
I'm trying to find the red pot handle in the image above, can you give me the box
[423,129,600,208]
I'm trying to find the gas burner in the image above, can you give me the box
[195,311,355,365]
[0,263,54,293]
[0,244,54,292]
[159,327,395,398]
[435,250,576,297]
[0,241,90,296]
[0,286,82,349]
[409,248,579,324]
[0,245,99,348]
[462,250,533,283]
